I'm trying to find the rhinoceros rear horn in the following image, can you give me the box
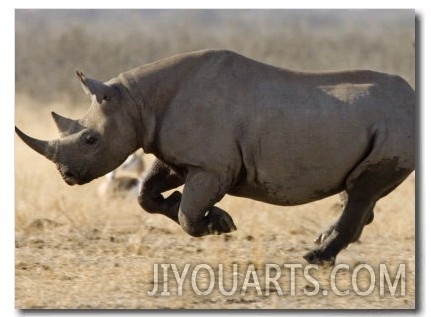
[76,70,112,104]
[15,127,58,162]
[51,111,77,136]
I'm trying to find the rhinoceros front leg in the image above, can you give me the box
[138,159,185,223]
[178,169,237,237]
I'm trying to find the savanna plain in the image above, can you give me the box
[15,10,415,309]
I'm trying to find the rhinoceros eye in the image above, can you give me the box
[85,134,97,145]
[79,132,100,151]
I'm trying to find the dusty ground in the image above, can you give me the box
[15,103,415,309]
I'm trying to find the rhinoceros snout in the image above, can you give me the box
[60,169,78,185]
[57,164,80,186]
[55,161,94,186]
[63,170,77,184]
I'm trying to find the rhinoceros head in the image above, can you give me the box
[15,71,139,185]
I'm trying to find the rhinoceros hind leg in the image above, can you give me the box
[304,196,376,265]
[314,224,334,245]
[304,126,413,264]
[314,210,374,245]
[350,210,375,243]
[305,165,411,265]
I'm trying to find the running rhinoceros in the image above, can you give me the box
[15,49,415,264]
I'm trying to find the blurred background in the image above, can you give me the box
[16,9,415,105]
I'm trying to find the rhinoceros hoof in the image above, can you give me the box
[206,206,237,235]
[303,250,336,266]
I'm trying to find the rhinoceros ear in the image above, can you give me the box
[76,70,112,104]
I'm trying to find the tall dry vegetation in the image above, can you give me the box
[16,9,414,105]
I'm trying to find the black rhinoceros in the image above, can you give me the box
[16,49,415,264]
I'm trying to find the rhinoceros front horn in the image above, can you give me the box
[15,127,58,162]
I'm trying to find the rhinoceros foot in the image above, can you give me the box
[303,250,336,266]
[205,206,237,235]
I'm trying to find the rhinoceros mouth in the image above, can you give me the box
[65,178,78,186]
[57,164,91,186]
[76,176,92,185]
[59,169,78,186]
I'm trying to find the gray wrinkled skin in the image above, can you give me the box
[16,49,415,264]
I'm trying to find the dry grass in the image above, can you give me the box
[15,9,415,309]
[15,100,415,309]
